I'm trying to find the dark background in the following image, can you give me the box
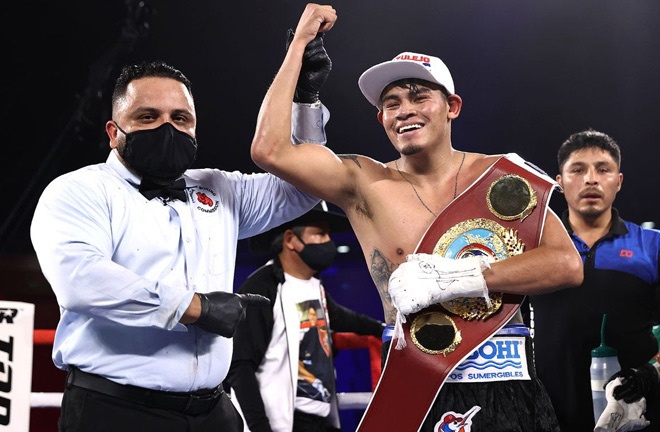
[3,1,660,430]
[3,0,660,254]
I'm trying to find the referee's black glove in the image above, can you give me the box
[286,29,332,104]
[195,292,270,338]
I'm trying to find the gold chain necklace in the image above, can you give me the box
[394,152,466,218]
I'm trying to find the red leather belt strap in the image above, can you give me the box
[356,155,557,431]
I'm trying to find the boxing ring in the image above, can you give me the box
[27,330,62,410]
[1,301,381,432]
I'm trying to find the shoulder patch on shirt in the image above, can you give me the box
[191,186,219,213]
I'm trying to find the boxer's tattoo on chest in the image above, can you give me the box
[369,248,396,295]
[370,248,399,323]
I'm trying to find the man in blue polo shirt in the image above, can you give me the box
[530,129,660,432]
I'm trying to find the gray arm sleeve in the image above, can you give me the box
[291,102,330,145]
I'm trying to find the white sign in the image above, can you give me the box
[0,301,35,432]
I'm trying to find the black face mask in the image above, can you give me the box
[115,122,197,182]
[297,239,337,272]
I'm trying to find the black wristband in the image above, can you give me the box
[197,293,210,325]
[294,88,319,104]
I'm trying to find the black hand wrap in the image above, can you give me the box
[195,292,270,338]
[286,29,332,104]
[609,363,660,403]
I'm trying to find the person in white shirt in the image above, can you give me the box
[227,202,384,432]
[30,56,330,432]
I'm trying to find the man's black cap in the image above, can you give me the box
[248,201,350,255]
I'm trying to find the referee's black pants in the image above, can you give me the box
[59,370,243,432]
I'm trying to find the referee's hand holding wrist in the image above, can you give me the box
[191,292,270,338]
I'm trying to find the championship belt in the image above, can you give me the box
[356,154,558,431]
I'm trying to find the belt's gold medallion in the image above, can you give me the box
[410,310,462,356]
[487,174,537,221]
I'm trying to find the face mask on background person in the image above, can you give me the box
[296,238,338,272]
[114,122,197,182]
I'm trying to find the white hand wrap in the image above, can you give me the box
[594,377,650,432]
[389,254,491,316]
